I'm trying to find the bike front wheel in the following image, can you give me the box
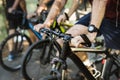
[0,32,32,71]
[103,54,120,80]
[22,39,61,80]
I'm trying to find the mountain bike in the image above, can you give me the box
[0,9,73,72]
[21,28,108,80]
[0,10,45,72]
[21,21,74,80]
[27,28,119,80]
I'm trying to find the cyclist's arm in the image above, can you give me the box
[12,0,20,10]
[87,0,108,41]
[19,0,27,13]
[8,0,27,13]
[8,0,20,13]
[67,0,80,18]
[57,0,81,24]
[71,0,108,47]
[44,0,67,27]
[36,0,52,15]
[90,0,108,29]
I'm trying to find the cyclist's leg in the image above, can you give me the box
[27,29,38,42]
[100,18,120,49]
[64,13,103,79]
[23,18,38,43]
[7,20,20,61]
[8,29,15,51]
[66,13,91,64]
[7,21,16,55]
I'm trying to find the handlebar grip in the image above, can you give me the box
[39,28,45,33]
[80,34,91,47]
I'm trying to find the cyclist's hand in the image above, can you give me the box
[57,14,67,24]
[34,22,51,32]
[71,36,84,47]
[8,7,15,13]
[36,4,47,16]
[34,24,45,32]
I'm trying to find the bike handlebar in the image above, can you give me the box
[40,28,72,40]
[40,28,91,47]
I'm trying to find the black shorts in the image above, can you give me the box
[5,0,23,29]
[8,17,30,30]
[8,18,23,29]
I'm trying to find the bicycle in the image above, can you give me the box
[21,21,74,80]
[21,28,108,80]
[0,9,74,72]
[25,28,119,80]
[0,10,46,71]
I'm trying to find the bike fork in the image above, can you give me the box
[101,58,107,79]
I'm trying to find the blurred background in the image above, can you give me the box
[0,0,90,42]
[0,0,38,42]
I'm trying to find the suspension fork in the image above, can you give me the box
[49,41,70,80]
[40,41,52,64]
[50,57,67,80]
[58,41,72,80]
[101,50,120,79]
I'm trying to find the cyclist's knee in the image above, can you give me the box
[8,29,15,35]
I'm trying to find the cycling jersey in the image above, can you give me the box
[105,0,120,20]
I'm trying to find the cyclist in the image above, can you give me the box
[70,0,120,49]
[5,0,25,61]
[36,0,79,21]
[34,0,80,29]
[57,0,89,24]
[28,0,55,18]
[27,0,55,43]
[34,0,90,64]
[34,0,120,66]
[5,0,36,61]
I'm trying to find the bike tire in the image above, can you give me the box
[65,54,98,80]
[22,39,61,80]
[42,54,90,80]
[103,54,120,80]
[0,32,32,71]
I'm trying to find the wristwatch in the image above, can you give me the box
[88,24,98,33]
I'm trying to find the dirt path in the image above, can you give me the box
[0,66,24,80]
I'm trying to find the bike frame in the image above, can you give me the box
[40,28,120,80]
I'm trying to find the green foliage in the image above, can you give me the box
[0,4,7,42]
[65,0,72,8]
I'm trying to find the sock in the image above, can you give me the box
[83,59,92,67]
